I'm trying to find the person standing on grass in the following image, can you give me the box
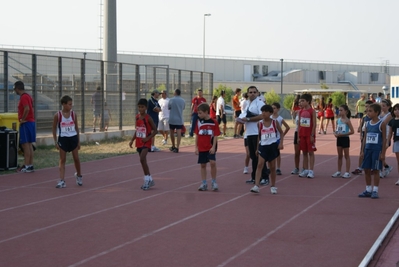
[14,81,35,173]
[91,86,102,132]
[52,95,83,188]
[168,89,185,153]
[271,102,290,175]
[331,105,354,179]
[352,100,373,175]
[387,104,399,186]
[216,90,227,136]
[298,93,317,178]
[195,103,221,191]
[250,105,284,194]
[189,89,207,138]
[147,89,161,152]
[129,98,157,190]
[103,102,112,131]
[158,90,170,145]
[358,103,386,199]
[237,86,269,185]
[232,88,243,138]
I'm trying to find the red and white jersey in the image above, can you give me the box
[58,110,77,137]
[195,118,220,152]
[298,107,314,137]
[135,114,152,148]
[259,120,278,145]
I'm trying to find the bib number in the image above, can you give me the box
[136,126,147,138]
[366,133,378,144]
[60,121,75,133]
[300,118,310,127]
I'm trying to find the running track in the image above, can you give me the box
[1,132,398,267]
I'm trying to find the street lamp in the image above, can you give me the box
[203,13,211,73]
[280,58,284,96]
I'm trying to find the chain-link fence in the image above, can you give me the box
[0,50,213,133]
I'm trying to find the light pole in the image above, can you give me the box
[280,58,284,96]
[203,13,211,73]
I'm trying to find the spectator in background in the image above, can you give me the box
[216,90,227,137]
[91,86,102,132]
[189,89,206,137]
[210,95,218,120]
[168,89,185,153]
[369,94,376,103]
[158,90,170,145]
[355,94,367,129]
[375,92,383,103]
[232,88,242,138]
[147,89,161,152]
[103,102,112,131]
[14,81,36,173]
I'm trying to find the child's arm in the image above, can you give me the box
[276,122,284,150]
[311,110,317,142]
[129,132,136,148]
[387,122,393,144]
[52,112,59,149]
[281,119,290,136]
[346,118,354,136]
[210,133,217,154]
[194,134,199,155]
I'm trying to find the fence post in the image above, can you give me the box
[178,70,181,90]
[3,51,8,112]
[135,65,140,117]
[32,54,37,125]
[100,60,105,131]
[58,57,62,110]
[80,58,85,133]
[119,63,122,130]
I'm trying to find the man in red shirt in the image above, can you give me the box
[189,89,207,137]
[14,81,36,173]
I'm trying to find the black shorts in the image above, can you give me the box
[217,115,226,125]
[294,131,298,145]
[357,113,364,118]
[58,135,79,152]
[258,142,280,162]
[137,147,149,154]
[234,110,241,117]
[169,124,183,130]
[336,136,350,148]
[244,138,248,147]
[198,151,216,164]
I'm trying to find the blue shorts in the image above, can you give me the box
[58,135,79,152]
[361,149,382,171]
[169,124,183,130]
[258,142,280,162]
[19,122,36,144]
[198,151,216,164]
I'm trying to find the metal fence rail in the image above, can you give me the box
[1,50,213,133]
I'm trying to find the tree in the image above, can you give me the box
[283,94,295,110]
[214,84,233,103]
[330,92,346,107]
[320,83,329,89]
[265,89,281,105]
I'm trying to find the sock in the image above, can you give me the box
[148,175,153,181]
[366,185,372,192]
[212,179,216,184]
[144,175,150,181]
[373,186,379,192]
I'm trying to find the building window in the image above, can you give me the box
[262,65,268,76]
[370,73,379,82]
[253,65,259,75]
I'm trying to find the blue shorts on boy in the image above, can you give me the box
[361,149,383,170]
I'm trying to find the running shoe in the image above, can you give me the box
[245,179,255,184]
[291,168,299,175]
[351,168,363,175]
[260,179,269,185]
[298,169,309,178]
[342,172,351,179]
[141,180,150,190]
[161,139,167,145]
[331,171,341,178]
[358,190,372,198]
[151,146,161,152]
[169,146,176,152]
[395,179,399,186]
[250,185,260,193]
[379,171,386,178]
[371,191,379,199]
[243,167,249,174]
[172,147,179,153]
[198,183,208,191]
[56,180,66,188]
[20,165,34,173]
[276,169,282,175]
[307,170,314,179]
[75,172,83,186]
[270,187,277,194]
[211,182,218,191]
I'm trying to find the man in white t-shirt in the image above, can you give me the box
[158,90,170,145]
[216,90,227,136]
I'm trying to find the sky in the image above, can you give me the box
[1,0,398,65]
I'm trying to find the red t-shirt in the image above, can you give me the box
[195,118,220,152]
[18,93,35,122]
[191,97,207,113]
[135,114,152,148]
[210,103,217,119]
[298,107,314,137]
[325,103,334,118]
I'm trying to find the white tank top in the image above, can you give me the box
[259,120,278,145]
[59,111,77,137]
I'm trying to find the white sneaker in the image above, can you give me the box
[243,167,249,174]
[331,171,341,178]
[270,187,277,194]
[151,146,161,152]
[250,185,260,193]
[379,171,386,178]
[56,180,66,188]
[161,139,167,145]
[291,168,299,175]
[395,179,399,185]
[299,169,309,177]
[307,170,314,179]
[342,172,351,179]
[211,182,218,191]
[75,172,83,186]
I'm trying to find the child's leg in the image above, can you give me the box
[200,163,207,181]
[71,148,82,176]
[337,146,343,172]
[255,156,266,186]
[302,151,309,170]
[277,155,281,169]
[396,152,399,176]
[139,149,150,175]
[294,144,300,169]
[372,169,380,187]
[309,151,315,170]
[210,160,217,179]
[245,146,250,167]
[343,147,350,173]
[59,149,67,180]
[324,119,329,132]
[269,159,277,187]
[364,169,372,185]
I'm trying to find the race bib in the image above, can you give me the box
[199,129,213,135]
[300,118,310,127]
[60,121,75,133]
[337,124,345,133]
[136,126,147,138]
[261,128,276,140]
[366,133,378,144]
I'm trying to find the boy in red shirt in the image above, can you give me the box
[129,99,158,190]
[298,94,317,178]
[195,103,221,191]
